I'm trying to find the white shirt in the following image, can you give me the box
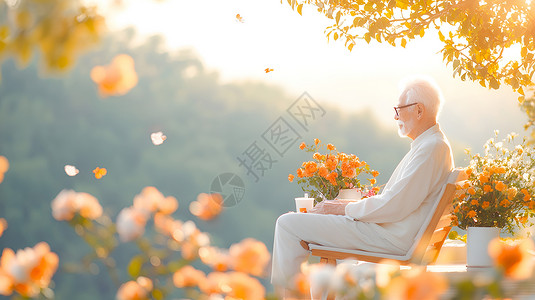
[345,124,454,249]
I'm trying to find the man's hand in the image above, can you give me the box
[308,200,348,215]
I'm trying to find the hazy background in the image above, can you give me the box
[0,0,530,298]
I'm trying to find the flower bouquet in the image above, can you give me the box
[288,139,380,204]
[451,132,535,235]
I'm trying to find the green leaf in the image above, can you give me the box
[152,289,164,300]
[128,255,144,278]
[297,3,303,15]
[334,32,339,41]
[364,33,371,44]
[348,43,354,51]
[401,38,407,48]
[336,11,341,24]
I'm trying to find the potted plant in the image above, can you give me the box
[288,139,380,204]
[451,131,535,268]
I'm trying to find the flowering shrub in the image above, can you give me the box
[286,237,535,300]
[0,242,59,298]
[43,186,270,299]
[451,132,535,234]
[288,139,380,203]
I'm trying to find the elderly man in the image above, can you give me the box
[271,77,455,292]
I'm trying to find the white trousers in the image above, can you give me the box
[271,212,406,287]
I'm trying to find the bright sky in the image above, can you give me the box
[102,0,528,152]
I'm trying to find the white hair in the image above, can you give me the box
[399,76,444,121]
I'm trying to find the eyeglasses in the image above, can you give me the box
[393,102,418,117]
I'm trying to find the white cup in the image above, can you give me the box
[295,197,314,213]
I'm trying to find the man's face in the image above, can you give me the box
[394,97,417,138]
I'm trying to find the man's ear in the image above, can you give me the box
[417,103,424,120]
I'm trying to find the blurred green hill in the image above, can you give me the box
[0,28,415,298]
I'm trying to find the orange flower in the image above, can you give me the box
[384,267,448,300]
[93,167,107,179]
[318,166,329,178]
[314,138,320,145]
[470,199,479,206]
[178,223,210,260]
[518,216,528,224]
[116,207,148,242]
[133,186,178,215]
[341,162,355,178]
[458,193,467,200]
[327,143,335,151]
[224,272,266,300]
[299,142,306,150]
[51,190,103,221]
[173,265,206,288]
[338,152,348,162]
[479,173,490,184]
[90,54,138,98]
[0,218,6,238]
[325,155,338,171]
[116,277,152,300]
[0,242,59,298]
[489,238,535,280]
[77,192,104,219]
[465,168,472,177]
[199,272,227,295]
[507,187,517,200]
[369,178,377,185]
[296,168,305,178]
[0,155,8,184]
[468,188,476,195]
[229,238,270,276]
[371,170,380,177]
[326,172,338,185]
[482,201,490,209]
[293,272,310,297]
[467,210,477,218]
[189,193,223,221]
[494,166,506,174]
[495,181,507,192]
[313,152,322,160]
[483,184,493,193]
[304,161,318,176]
[288,174,294,182]
[199,246,231,272]
[499,199,511,207]
[153,213,182,237]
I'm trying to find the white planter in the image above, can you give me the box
[466,226,500,268]
[336,188,362,201]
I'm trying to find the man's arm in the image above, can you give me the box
[309,200,348,215]
[345,141,452,223]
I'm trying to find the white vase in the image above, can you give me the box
[466,226,500,268]
[336,188,362,201]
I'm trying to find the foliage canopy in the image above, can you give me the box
[285,0,535,136]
